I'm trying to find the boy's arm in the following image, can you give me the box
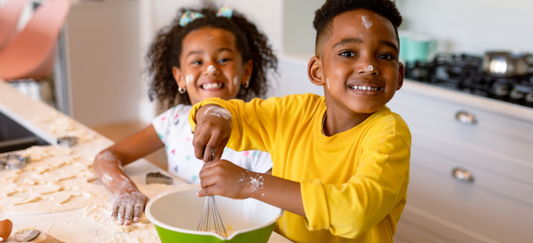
[189,97,285,160]
[197,160,305,217]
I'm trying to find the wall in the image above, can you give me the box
[282,0,324,55]
[396,0,533,54]
[67,1,141,126]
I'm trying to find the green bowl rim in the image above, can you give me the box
[145,183,284,240]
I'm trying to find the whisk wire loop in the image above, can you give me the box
[197,195,228,238]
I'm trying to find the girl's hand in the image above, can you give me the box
[111,187,149,226]
[198,160,263,200]
[193,105,233,162]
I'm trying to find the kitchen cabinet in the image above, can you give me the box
[388,81,533,243]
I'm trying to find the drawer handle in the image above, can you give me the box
[455,111,477,124]
[452,168,474,182]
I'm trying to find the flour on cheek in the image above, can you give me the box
[186,74,194,85]
[233,76,238,85]
[326,78,330,89]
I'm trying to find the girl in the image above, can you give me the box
[93,4,277,226]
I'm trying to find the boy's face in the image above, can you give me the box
[309,9,404,115]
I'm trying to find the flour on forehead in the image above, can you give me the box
[361,16,372,29]
[204,106,232,120]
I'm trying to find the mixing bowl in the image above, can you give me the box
[146,184,283,243]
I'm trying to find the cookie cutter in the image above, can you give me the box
[57,136,78,148]
[1,153,30,170]
[146,172,173,185]
[0,155,7,171]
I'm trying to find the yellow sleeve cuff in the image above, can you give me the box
[301,179,330,231]
[187,98,227,133]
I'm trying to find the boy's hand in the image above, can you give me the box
[197,160,252,199]
[111,187,149,226]
[193,105,233,162]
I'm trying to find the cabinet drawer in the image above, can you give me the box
[388,91,533,185]
[402,149,533,242]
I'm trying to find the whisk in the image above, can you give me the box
[197,195,228,237]
[197,159,227,237]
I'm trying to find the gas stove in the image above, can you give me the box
[405,53,533,108]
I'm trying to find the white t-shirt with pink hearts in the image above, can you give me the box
[152,104,272,184]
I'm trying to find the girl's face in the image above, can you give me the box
[173,27,253,105]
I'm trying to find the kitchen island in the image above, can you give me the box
[0,81,291,243]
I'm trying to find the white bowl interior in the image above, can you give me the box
[147,185,282,236]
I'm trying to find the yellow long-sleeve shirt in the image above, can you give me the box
[189,94,411,243]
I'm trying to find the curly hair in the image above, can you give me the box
[147,2,278,108]
[313,0,403,49]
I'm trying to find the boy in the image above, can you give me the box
[188,0,410,242]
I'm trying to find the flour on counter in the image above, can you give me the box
[81,183,176,242]
[32,112,97,143]
[0,147,111,215]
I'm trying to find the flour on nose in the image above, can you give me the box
[361,16,372,29]
[368,65,374,72]
[207,65,216,74]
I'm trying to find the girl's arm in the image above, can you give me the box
[93,124,164,225]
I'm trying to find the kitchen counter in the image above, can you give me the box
[0,81,291,242]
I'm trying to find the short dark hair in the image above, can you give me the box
[147,2,277,108]
[313,0,403,50]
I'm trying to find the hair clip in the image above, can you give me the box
[179,7,233,27]
[179,11,205,27]
[216,7,233,19]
